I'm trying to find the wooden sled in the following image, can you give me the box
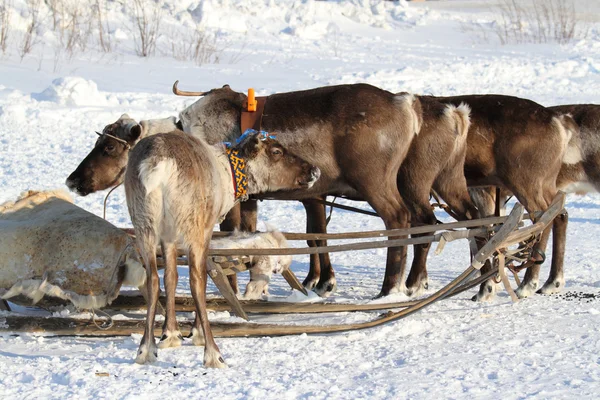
[0,193,566,338]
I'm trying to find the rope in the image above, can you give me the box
[103,183,123,220]
[430,189,462,221]
[96,131,131,150]
[325,196,337,226]
[318,199,378,217]
[90,307,114,330]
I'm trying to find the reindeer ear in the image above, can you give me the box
[128,124,142,141]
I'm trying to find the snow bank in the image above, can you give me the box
[189,0,415,37]
[31,77,113,107]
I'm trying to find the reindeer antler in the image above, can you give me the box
[172,80,208,97]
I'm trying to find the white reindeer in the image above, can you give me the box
[125,129,320,366]
[211,228,292,300]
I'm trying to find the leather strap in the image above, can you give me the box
[241,96,267,133]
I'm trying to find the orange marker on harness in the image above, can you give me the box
[247,88,257,112]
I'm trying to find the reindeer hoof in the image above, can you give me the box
[314,279,337,298]
[537,279,564,295]
[190,327,206,346]
[135,346,158,364]
[405,279,429,298]
[515,281,538,298]
[374,283,404,299]
[204,351,228,369]
[471,281,498,302]
[158,331,184,349]
[303,277,318,291]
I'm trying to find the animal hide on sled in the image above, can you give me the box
[0,190,145,309]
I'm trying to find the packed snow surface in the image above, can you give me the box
[1,0,600,399]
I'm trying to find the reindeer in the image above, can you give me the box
[468,104,597,299]
[301,95,478,297]
[420,95,579,301]
[211,227,292,300]
[66,115,178,196]
[69,83,422,298]
[125,129,320,365]
[396,96,479,295]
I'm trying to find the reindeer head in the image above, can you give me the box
[65,115,145,196]
[234,130,321,195]
[177,83,246,144]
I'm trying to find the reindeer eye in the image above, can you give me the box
[106,144,115,152]
[271,148,283,156]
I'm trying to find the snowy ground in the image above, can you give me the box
[1,0,600,398]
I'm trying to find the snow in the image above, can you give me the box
[1,0,600,398]
[32,77,115,107]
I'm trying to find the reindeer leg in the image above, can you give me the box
[305,198,336,297]
[135,242,160,364]
[404,205,437,297]
[430,180,495,302]
[538,210,568,294]
[301,199,324,291]
[364,191,410,298]
[158,241,183,349]
[244,257,270,300]
[189,238,227,369]
[240,199,258,232]
[405,240,431,297]
[513,227,550,298]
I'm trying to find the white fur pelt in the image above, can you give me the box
[0,190,145,309]
[210,227,292,300]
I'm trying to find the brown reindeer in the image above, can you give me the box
[70,83,422,298]
[426,95,579,301]
[301,95,478,297]
[469,104,597,299]
[399,96,479,295]
[125,129,319,365]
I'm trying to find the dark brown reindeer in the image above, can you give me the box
[301,95,479,297]
[170,83,424,298]
[398,96,479,295]
[126,129,319,365]
[426,95,579,301]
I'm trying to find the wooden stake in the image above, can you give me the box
[207,259,249,320]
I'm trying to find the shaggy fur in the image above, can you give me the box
[211,228,292,300]
[0,190,145,309]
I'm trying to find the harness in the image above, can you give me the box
[224,144,248,202]
[95,131,131,150]
[224,129,277,202]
